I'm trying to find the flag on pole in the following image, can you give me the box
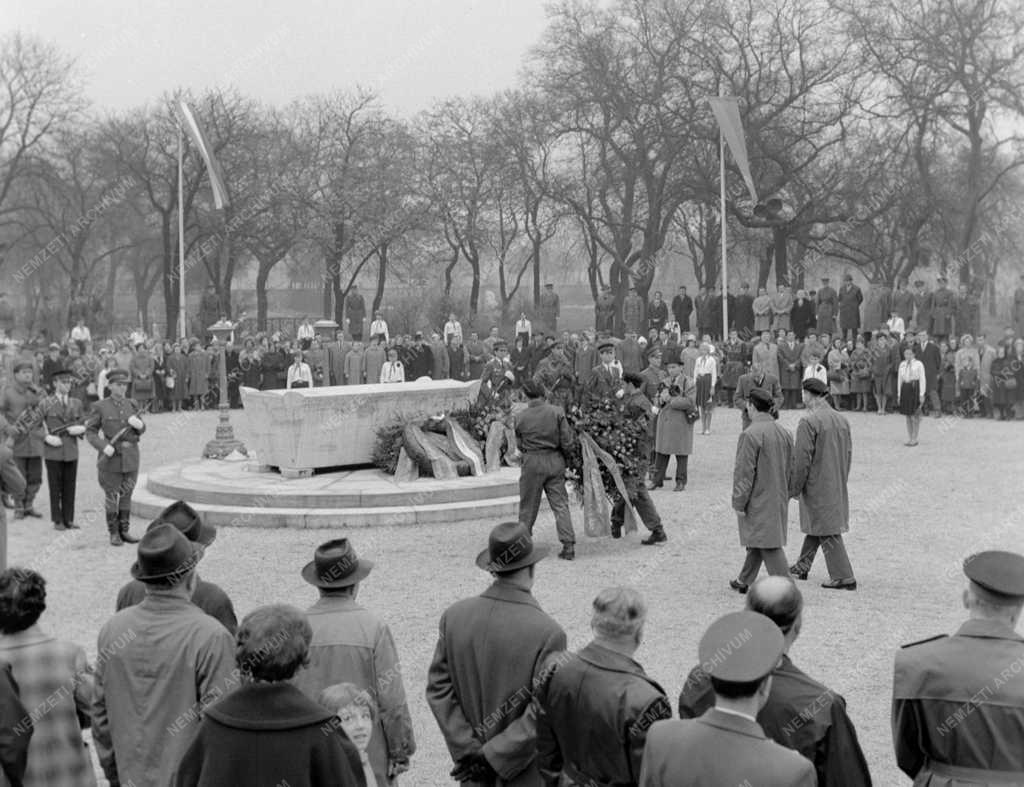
[707,96,758,204]
[176,100,230,209]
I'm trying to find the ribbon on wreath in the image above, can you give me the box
[578,430,638,537]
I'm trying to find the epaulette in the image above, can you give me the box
[900,634,948,649]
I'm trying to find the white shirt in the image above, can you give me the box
[514,318,532,338]
[370,319,390,343]
[70,325,91,343]
[694,354,718,389]
[898,359,926,399]
[886,316,905,338]
[380,360,404,383]
[802,364,828,384]
[286,362,313,388]
[297,323,315,340]
[444,320,463,344]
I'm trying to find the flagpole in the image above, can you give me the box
[720,100,729,343]
[177,121,186,341]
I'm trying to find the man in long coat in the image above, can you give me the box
[891,279,915,326]
[838,274,863,341]
[788,378,857,590]
[622,288,645,336]
[892,550,1024,784]
[730,389,794,592]
[650,360,695,492]
[426,522,567,787]
[733,362,783,430]
[595,287,616,333]
[816,277,838,334]
[732,283,755,338]
[539,283,560,335]
[671,287,693,333]
[0,361,45,518]
[1014,274,1024,338]
[917,330,943,416]
[930,276,955,340]
[777,331,804,409]
[679,576,873,787]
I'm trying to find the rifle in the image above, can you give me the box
[104,400,152,453]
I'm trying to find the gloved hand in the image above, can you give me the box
[127,415,144,430]
[451,751,496,783]
[103,445,116,458]
[67,425,85,436]
[44,435,62,447]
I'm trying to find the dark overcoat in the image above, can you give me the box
[731,412,793,548]
[789,403,851,536]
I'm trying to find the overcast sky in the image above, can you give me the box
[5,0,552,116]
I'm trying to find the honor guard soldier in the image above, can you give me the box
[41,369,86,531]
[0,361,46,518]
[892,550,1024,784]
[640,611,816,786]
[85,369,145,546]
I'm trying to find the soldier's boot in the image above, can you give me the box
[118,512,139,544]
[107,513,123,547]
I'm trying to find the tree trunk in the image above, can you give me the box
[532,237,541,308]
[373,244,388,314]
[467,255,481,316]
[103,259,119,336]
[256,261,270,331]
[773,227,789,286]
[757,244,773,291]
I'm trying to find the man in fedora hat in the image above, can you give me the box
[427,521,566,786]
[115,500,237,632]
[85,368,146,546]
[93,524,235,787]
[291,538,416,786]
[893,551,1024,783]
[639,611,816,786]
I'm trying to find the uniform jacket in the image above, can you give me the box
[587,365,622,403]
[539,291,560,328]
[40,395,84,462]
[0,660,31,787]
[0,627,95,787]
[291,596,416,786]
[779,341,804,390]
[639,710,816,787]
[679,655,871,787]
[93,592,236,787]
[930,287,955,335]
[863,287,890,331]
[838,284,863,331]
[0,383,44,458]
[116,578,238,634]
[595,295,617,330]
[893,619,1024,786]
[816,287,838,332]
[732,412,793,548]
[426,581,567,787]
[733,372,783,412]
[892,289,915,323]
[789,403,851,536]
[172,682,363,787]
[85,396,145,473]
[654,379,695,456]
[536,642,671,787]
[616,339,644,375]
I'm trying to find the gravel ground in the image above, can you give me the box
[9,405,1024,786]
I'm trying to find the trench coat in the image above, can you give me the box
[778,341,804,390]
[752,341,780,381]
[838,284,863,334]
[930,287,955,335]
[816,286,838,333]
[654,379,695,456]
[731,412,793,548]
[426,581,567,787]
[789,402,851,536]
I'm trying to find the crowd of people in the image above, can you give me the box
[0,507,1021,786]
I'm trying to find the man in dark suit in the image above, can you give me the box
[639,610,816,786]
[838,274,863,341]
[40,369,85,531]
[732,283,755,338]
[916,330,943,416]
[893,551,1024,784]
[671,286,693,333]
[680,576,872,786]
[426,522,567,787]
[733,362,783,430]
[816,277,838,334]
[538,587,671,786]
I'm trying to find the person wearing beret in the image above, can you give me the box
[537,587,671,786]
[116,500,237,633]
[426,522,567,787]
[0,361,46,519]
[730,389,794,593]
[679,577,871,786]
[84,368,146,546]
[892,551,1024,784]
[292,539,416,785]
[788,378,857,590]
[40,369,86,531]
[639,611,816,786]
[93,524,236,787]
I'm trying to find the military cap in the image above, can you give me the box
[748,388,774,411]
[51,368,75,380]
[48,343,60,351]
[821,277,830,282]
[597,340,615,352]
[106,369,130,384]
[12,361,34,374]
[545,282,554,288]
[964,551,1024,600]
[492,340,508,352]
[699,611,783,682]
[802,378,828,396]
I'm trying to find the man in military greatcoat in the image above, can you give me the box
[40,369,86,531]
[0,361,45,518]
[85,369,145,546]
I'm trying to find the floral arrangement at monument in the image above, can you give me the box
[564,398,649,503]
[372,404,507,475]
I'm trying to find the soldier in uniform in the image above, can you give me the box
[595,286,616,333]
[640,610,816,787]
[514,381,576,560]
[680,576,872,786]
[585,341,624,405]
[891,278,915,327]
[85,369,145,546]
[733,361,783,430]
[838,274,863,341]
[893,550,1024,784]
[41,369,86,531]
[537,587,671,786]
[816,277,838,335]
[931,275,956,341]
[476,340,515,410]
[0,361,45,518]
[539,282,560,335]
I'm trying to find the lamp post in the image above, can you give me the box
[202,319,248,459]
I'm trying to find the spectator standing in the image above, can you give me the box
[897,345,926,445]
[364,337,387,385]
[447,336,469,381]
[778,331,803,410]
[770,285,793,332]
[647,291,668,333]
[595,286,616,333]
[297,317,315,350]
[537,588,671,786]
[816,277,838,334]
[345,285,366,341]
[0,657,31,787]
[732,283,755,338]
[671,287,693,333]
[345,342,367,386]
[40,370,84,532]
[838,274,863,341]
[0,362,45,519]
[443,313,463,346]
[292,539,416,786]
[622,288,644,336]
[891,279,915,326]
[369,312,389,344]
[426,522,567,787]
[539,283,560,335]
[930,276,955,340]
[752,288,772,333]
[379,349,404,384]
[286,350,313,389]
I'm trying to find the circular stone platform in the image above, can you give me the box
[131,459,526,529]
